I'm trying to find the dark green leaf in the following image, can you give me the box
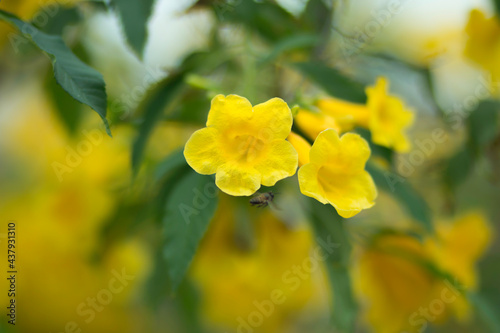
[367,163,434,233]
[131,72,186,176]
[259,34,320,65]
[0,10,111,135]
[468,100,500,150]
[113,0,155,57]
[468,292,500,333]
[294,61,367,103]
[307,199,357,332]
[444,146,474,190]
[162,171,218,291]
[216,0,299,42]
[301,0,332,34]
[154,148,189,182]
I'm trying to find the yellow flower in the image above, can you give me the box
[184,94,298,196]
[316,97,370,132]
[366,77,414,153]
[287,132,311,167]
[191,196,323,333]
[464,9,500,82]
[294,108,341,140]
[298,129,377,218]
[353,212,493,333]
[424,211,493,320]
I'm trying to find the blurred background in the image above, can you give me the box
[0,0,499,332]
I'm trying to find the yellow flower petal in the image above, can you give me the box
[366,77,414,153]
[184,127,223,174]
[298,129,377,218]
[294,108,340,141]
[215,164,261,196]
[287,132,311,167]
[317,97,370,131]
[252,98,293,141]
[185,94,298,196]
[297,163,327,204]
[254,140,298,186]
[206,94,253,131]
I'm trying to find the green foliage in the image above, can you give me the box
[307,199,357,333]
[112,0,156,57]
[367,163,433,233]
[468,100,500,150]
[0,9,111,135]
[293,62,367,103]
[162,171,218,291]
[131,72,186,176]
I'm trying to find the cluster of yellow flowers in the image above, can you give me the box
[184,77,413,218]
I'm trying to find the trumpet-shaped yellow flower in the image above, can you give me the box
[287,132,311,167]
[353,212,493,333]
[294,108,341,140]
[184,94,298,196]
[316,97,370,132]
[464,9,500,82]
[298,129,377,218]
[366,77,414,153]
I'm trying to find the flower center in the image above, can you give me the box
[232,134,265,163]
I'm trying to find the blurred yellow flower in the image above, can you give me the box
[464,9,500,82]
[366,77,414,153]
[191,197,324,333]
[298,129,377,218]
[354,212,493,333]
[287,132,311,167]
[294,108,341,140]
[184,94,298,196]
[316,97,370,133]
[424,211,492,319]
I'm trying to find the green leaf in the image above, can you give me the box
[0,10,111,135]
[468,100,500,150]
[367,163,434,233]
[162,171,218,291]
[444,146,475,190]
[113,0,155,57]
[154,148,189,182]
[131,72,186,176]
[259,34,320,65]
[293,61,367,103]
[216,0,299,42]
[468,292,500,333]
[307,199,357,333]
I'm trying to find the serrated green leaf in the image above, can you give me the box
[307,199,357,333]
[0,9,111,135]
[293,61,367,103]
[113,0,155,57]
[163,171,218,291]
[367,163,434,233]
[131,72,186,176]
